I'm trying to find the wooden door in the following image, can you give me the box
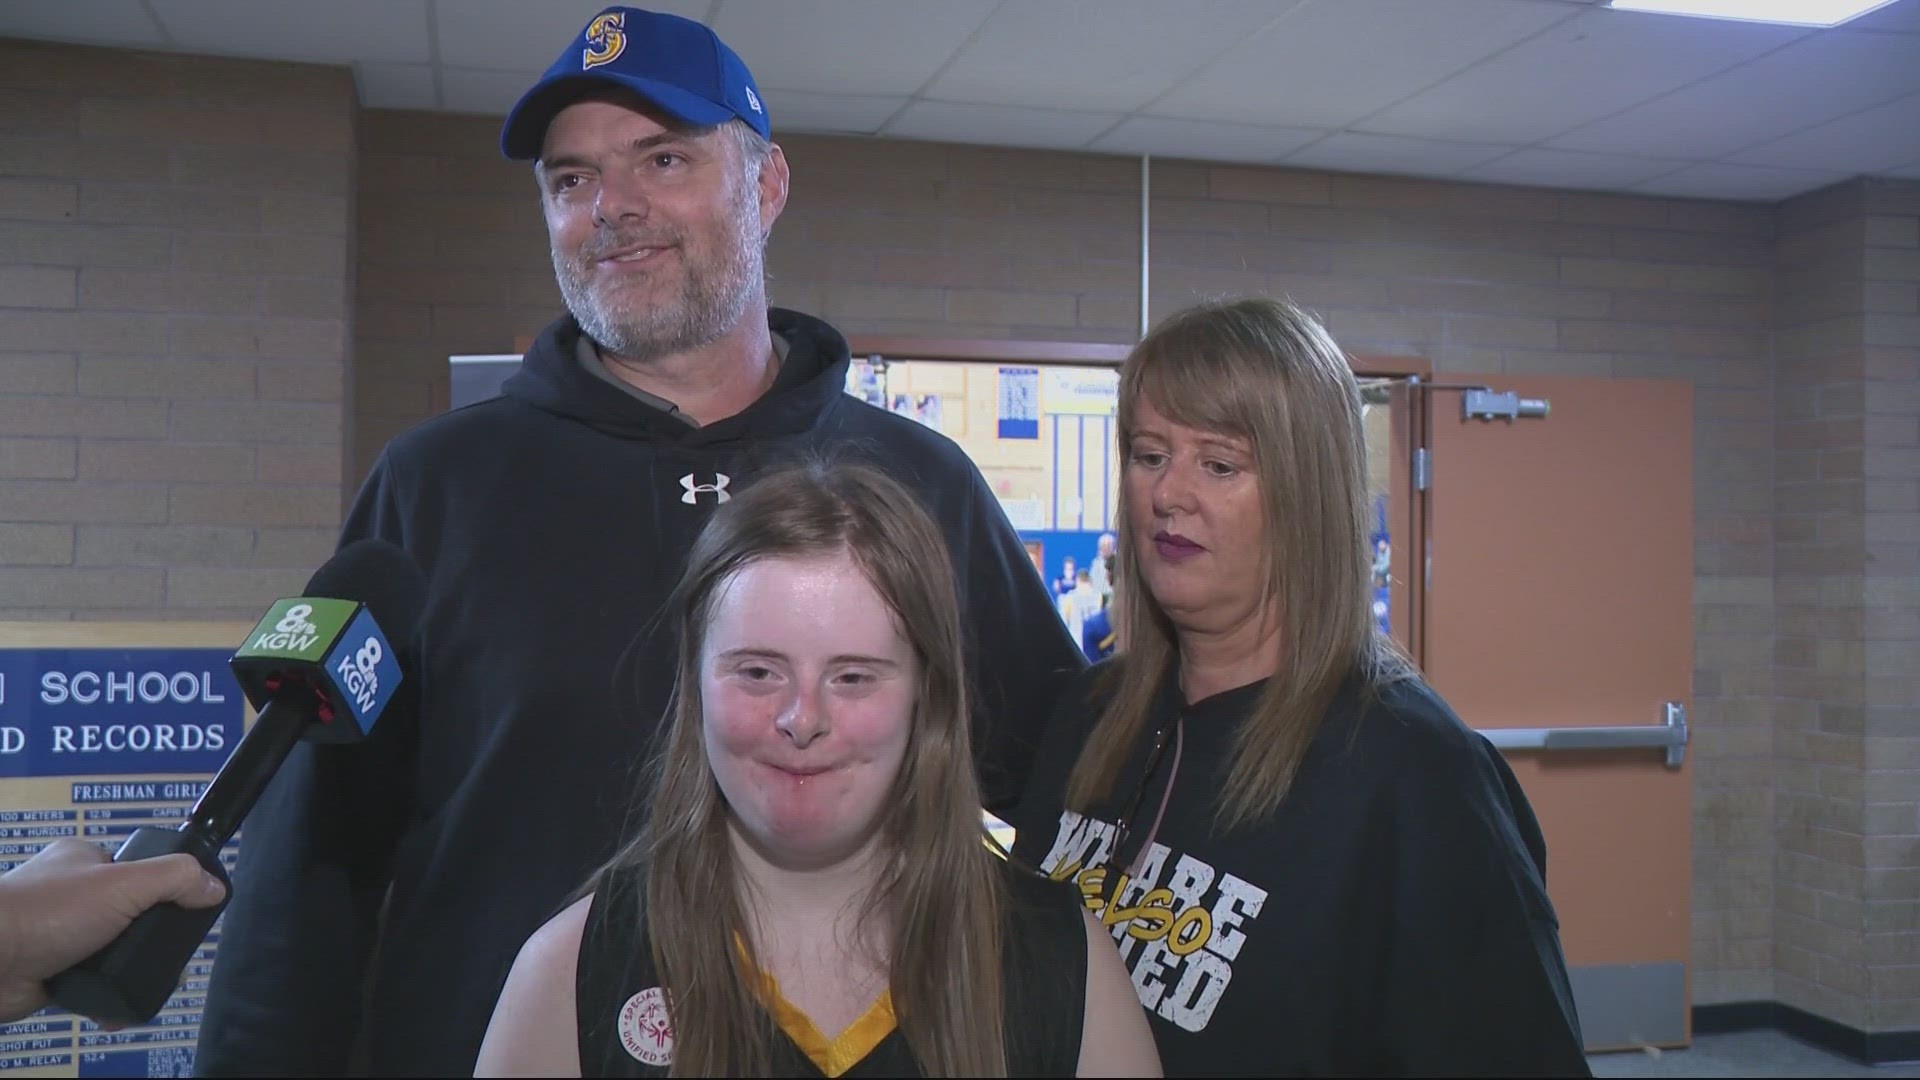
[1415,374,1695,1052]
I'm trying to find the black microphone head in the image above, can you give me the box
[302,538,428,651]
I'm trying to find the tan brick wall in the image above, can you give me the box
[0,40,354,621]
[1861,179,1920,1031]
[1769,177,1920,1032]
[771,140,1141,343]
[1774,181,1870,1028]
[351,111,560,479]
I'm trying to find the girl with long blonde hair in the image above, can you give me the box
[478,459,1158,1077]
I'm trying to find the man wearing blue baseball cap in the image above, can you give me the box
[195,8,1084,1076]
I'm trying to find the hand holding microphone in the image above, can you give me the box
[0,840,226,1022]
[39,540,425,1025]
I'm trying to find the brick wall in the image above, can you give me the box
[0,40,354,620]
[1769,177,1920,1031]
[352,111,560,482]
[1861,180,1920,1030]
[1774,180,1871,1027]
[769,140,1141,343]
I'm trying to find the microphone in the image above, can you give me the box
[45,539,426,1024]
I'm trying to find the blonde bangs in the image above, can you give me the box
[1072,295,1411,832]
[1119,313,1265,451]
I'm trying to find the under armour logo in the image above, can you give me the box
[680,473,731,504]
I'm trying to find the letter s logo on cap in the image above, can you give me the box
[583,11,627,71]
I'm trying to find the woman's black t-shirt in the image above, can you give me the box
[1009,661,1591,1078]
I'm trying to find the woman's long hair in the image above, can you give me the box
[595,458,1006,1077]
[1067,296,1411,830]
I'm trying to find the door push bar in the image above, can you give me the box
[1477,702,1688,768]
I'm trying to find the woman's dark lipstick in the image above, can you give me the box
[1154,530,1204,563]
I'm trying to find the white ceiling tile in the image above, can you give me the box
[923,0,1290,113]
[1731,91,1920,171]
[355,63,439,110]
[1282,132,1515,175]
[1088,116,1327,164]
[148,0,431,64]
[1151,0,1577,128]
[439,66,545,117]
[1631,163,1851,201]
[0,0,1910,204]
[1460,147,1686,188]
[1842,0,1920,33]
[881,100,1122,150]
[1357,6,1808,143]
[712,0,998,97]
[1548,29,1920,158]
[436,0,708,71]
[0,0,165,49]
[760,91,907,136]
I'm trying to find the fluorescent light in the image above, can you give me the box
[1608,0,1899,26]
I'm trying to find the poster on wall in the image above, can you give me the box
[1041,367,1119,416]
[1370,494,1391,635]
[997,497,1047,532]
[888,393,943,434]
[996,367,1040,440]
[0,626,251,1079]
[845,358,888,408]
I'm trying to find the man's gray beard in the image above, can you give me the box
[556,207,763,363]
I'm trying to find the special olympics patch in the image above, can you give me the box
[618,986,673,1066]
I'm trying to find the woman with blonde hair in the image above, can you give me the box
[476,459,1158,1077]
[1010,297,1589,1077]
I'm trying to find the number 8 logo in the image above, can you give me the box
[276,604,313,633]
[355,638,383,675]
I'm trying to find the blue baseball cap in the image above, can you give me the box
[500,6,770,161]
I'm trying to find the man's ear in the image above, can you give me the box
[758,143,790,237]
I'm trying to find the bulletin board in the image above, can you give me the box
[0,623,251,1079]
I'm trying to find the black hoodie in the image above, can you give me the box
[196,310,1086,1077]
